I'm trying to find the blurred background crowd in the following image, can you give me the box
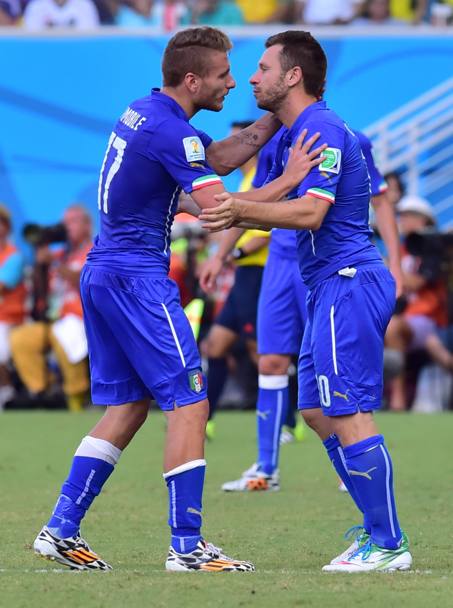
[1,155,452,417]
[1,0,453,29]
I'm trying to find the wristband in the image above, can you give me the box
[231,247,246,260]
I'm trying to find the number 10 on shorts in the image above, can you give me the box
[317,374,331,408]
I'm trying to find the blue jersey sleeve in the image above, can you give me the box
[295,121,344,204]
[196,129,214,151]
[146,119,222,194]
[355,131,387,198]
[0,251,24,288]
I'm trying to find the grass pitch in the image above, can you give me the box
[1,410,452,608]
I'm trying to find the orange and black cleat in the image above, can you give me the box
[33,527,112,571]
[166,540,255,572]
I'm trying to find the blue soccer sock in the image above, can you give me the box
[164,459,206,554]
[323,434,371,534]
[256,375,289,475]
[47,436,121,539]
[207,357,228,420]
[343,435,402,550]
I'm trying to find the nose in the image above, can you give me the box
[227,74,236,90]
[249,70,259,85]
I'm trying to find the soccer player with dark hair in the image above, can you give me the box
[33,26,325,573]
[200,30,412,572]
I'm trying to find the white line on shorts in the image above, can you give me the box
[161,303,186,368]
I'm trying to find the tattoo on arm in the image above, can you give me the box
[232,129,263,150]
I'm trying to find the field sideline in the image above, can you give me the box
[1,411,452,608]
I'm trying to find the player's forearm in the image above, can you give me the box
[372,194,402,270]
[207,114,281,175]
[239,235,270,255]
[235,198,321,230]
[234,174,293,203]
[216,227,247,262]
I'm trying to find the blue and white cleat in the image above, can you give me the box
[323,533,412,573]
[330,526,370,564]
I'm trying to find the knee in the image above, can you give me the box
[111,400,149,430]
[258,354,290,376]
[129,401,150,427]
[301,408,331,439]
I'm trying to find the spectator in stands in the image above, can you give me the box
[183,0,245,25]
[430,1,453,25]
[116,0,188,28]
[385,196,452,410]
[235,0,293,23]
[352,0,406,25]
[296,0,364,24]
[0,0,22,24]
[23,0,100,28]
[389,0,427,23]
[0,205,26,411]
[10,205,92,412]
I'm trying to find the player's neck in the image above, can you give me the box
[161,87,196,119]
[276,93,318,129]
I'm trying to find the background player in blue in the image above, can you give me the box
[200,30,412,572]
[32,27,325,573]
[219,128,402,492]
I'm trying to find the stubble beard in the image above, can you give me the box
[256,77,288,114]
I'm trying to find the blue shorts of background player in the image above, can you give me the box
[298,264,395,417]
[258,252,307,355]
[80,267,207,410]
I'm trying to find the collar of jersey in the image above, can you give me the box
[150,88,189,122]
[286,100,326,144]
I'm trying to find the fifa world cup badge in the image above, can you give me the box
[189,370,204,393]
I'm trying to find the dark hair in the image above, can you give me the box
[265,31,327,99]
[163,27,232,87]
[231,120,254,130]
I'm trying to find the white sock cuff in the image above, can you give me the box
[163,459,206,479]
[258,374,289,390]
[75,436,122,466]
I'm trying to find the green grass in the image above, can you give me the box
[1,411,452,608]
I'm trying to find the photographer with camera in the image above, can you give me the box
[385,195,452,411]
[10,205,93,412]
[0,204,26,410]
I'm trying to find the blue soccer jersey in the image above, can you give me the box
[265,101,382,289]
[89,89,221,275]
[353,130,388,197]
[259,101,395,417]
[81,89,223,410]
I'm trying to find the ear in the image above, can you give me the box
[286,66,303,88]
[184,72,200,93]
